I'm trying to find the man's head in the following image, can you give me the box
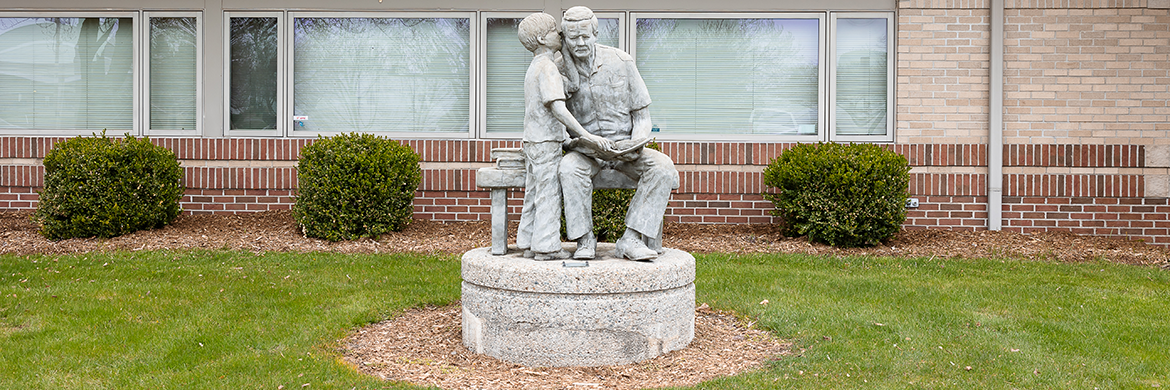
[518,12,560,53]
[561,6,597,60]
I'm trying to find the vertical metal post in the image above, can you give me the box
[989,0,1004,230]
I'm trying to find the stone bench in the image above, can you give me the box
[476,147,678,255]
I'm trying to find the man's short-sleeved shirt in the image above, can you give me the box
[566,44,652,141]
[523,52,569,143]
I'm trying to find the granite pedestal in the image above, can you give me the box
[461,243,695,367]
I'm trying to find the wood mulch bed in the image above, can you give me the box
[3,210,1168,389]
[4,210,1169,267]
[343,303,789,390]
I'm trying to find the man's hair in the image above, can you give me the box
[518,13,558,52]
[562,6,598,35]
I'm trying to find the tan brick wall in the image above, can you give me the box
[897,7,992,144]
[899,1,1170,145]
[1003,7,1170,145]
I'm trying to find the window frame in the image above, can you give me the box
[829,11,895,143]
[0,11,141,136]
[223,11,286,138]
[285,11,477,139]
[477,11,534,140]
[143,11,202,136]
[629,12,828,143]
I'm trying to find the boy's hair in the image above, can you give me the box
[518,12,558,52]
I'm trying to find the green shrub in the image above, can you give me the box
[294,133,421,241]
[762,142,909,247]
[33,132,184,240]
[586,142,662,242]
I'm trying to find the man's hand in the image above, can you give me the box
[581,134,615,152]
[611,137,647,162]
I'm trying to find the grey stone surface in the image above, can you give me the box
[476,163,671,255]
[1148,174,1169,198]
[476,168,526,188]
[461,244,696,367]
[462,243,694,294]
[1147,145,1170,168]
[475,168,525,255]
[558,6,680,261]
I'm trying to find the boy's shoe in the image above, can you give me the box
[534,249,571,261]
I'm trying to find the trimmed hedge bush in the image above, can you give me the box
[293,133,421,241]
[763,142,910,247]
[586,142,662,242]
[33,133,184,240]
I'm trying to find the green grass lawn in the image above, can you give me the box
[2,250,1168,389]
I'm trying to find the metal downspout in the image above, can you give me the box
[989,0,1004,230]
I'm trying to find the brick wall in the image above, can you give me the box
[1003,6,1170,145]
[0,137,788,222]
[897,4,992,145]
[896,0,1170,243]
[3,0,1170,244]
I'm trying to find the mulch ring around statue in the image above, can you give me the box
[341,303,790,390]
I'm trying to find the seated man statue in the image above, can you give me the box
[558,6,679,261]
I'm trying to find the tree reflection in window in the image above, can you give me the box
[229,17,278,130]
[292,17,470,133]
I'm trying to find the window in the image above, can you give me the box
[290,14,471,136]
[830,12,893,141]
[0,14,137,134]
[0,8,894,142]
[226,13,282,135]
[632,14,826,141]
[480,12,622,138]
[145,13,200,134]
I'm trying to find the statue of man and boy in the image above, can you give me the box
[514,7,679,262]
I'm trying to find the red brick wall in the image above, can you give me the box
[3,2,1170,245]
[3,138,1168,242]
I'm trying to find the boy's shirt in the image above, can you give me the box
[523,52,570,143]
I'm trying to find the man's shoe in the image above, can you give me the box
[573,232,597,260]
[534,249,571,261]
[522,249,535,258]
[615,236,658,261]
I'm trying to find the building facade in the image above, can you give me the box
[1,0,1169,244]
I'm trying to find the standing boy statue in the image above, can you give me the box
[515,12,614,260]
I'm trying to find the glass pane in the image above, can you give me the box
[229,17,278,130]
[150,17,197,131]
[484,17,619,134]
[636,18,820,135]
[484,18,527,134]
[0,17,134,131]
[835,18,888,136]
[597,18,620,48]
[292,17,470,133]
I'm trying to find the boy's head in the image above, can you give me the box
[518,12,559,52]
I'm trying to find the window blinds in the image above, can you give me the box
[291,17,471,133]
[149,17,198,131]
[834,17,888,136]
[0,17,134,131]
[636,18,821,136]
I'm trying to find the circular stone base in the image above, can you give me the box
[461,243,695,367]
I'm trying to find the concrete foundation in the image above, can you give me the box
[461,243,695,367]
